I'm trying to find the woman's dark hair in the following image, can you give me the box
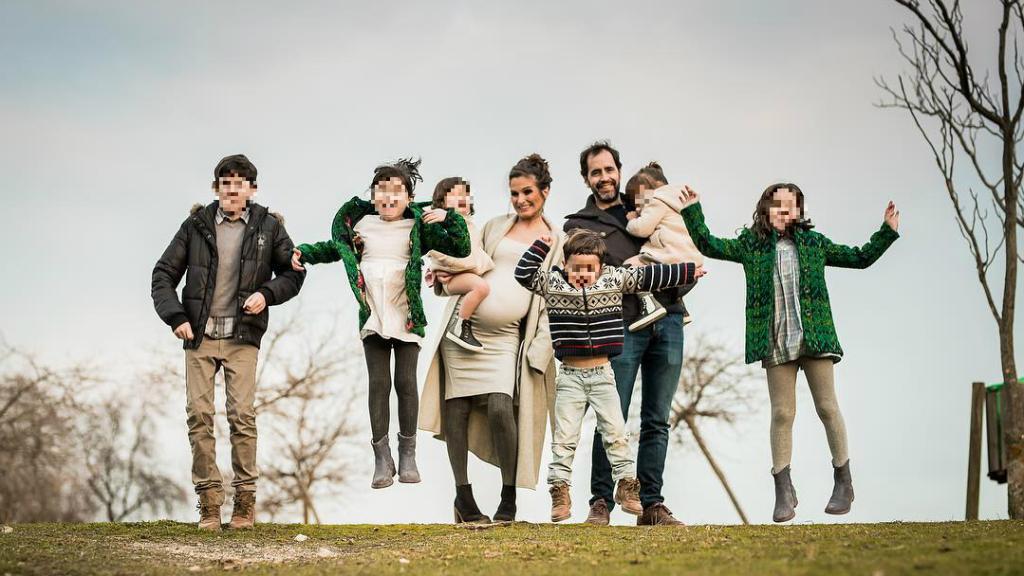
[750,182,814,239]
[509,153,552,190]
[625,161,668,199]
[369,157,423,198]
[431,177,473,215]
[578,140,622,179]
[213,154,257,186]
[563,228,606,263]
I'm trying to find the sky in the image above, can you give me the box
[1,0,1021,525]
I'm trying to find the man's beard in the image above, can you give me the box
[590,180,620,203]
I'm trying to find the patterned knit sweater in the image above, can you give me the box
[515,239,697,360]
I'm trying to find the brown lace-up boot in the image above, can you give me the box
[227,491,255,530]
[197,490,223,531]
[550,482,572,523]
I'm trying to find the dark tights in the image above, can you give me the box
[362,334,420,441]
[444,393,517,485]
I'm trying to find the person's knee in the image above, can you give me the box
[815,402,841,424]
[474,279,491,299]
[772,405,796,428]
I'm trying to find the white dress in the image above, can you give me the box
[354,215,420,344]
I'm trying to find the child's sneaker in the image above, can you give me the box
[446,317,485,352]
[614,478,643,516]
[628,293,667,332]
[550,482,572,522]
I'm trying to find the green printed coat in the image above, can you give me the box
[681,203,899,364]
[296,198,470,338]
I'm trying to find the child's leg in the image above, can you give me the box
[362,334,394,442]
[392,341,420,437]
[221,341,260,495]
[487,393,518,486]
[185,339,225,501]
[588,366,635,481]
[443,397,473,485]
[800,357,849,466]
[547,369,589,486]
[766,362,799,473]
[446,273,490,320]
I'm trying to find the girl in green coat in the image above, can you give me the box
[291,159,471,491]
[679,183,900,523]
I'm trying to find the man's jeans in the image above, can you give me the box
[590,313,684,509]
[547,363,635,486]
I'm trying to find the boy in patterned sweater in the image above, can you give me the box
[515,229,703,522]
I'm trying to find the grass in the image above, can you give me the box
[1,520,1023,575]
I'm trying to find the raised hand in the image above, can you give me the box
[538,234,552,245]
[679,185,701,209]
[884,201,900,232]
[694,265,708,279]
[291,248,305,271]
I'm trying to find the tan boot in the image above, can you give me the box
[227,491,255,530]
[614,478,643,516]
[197,491,223,531]
[550,482,571,523]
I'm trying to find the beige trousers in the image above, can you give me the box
[185,337,259,501]
[765,356,849,474]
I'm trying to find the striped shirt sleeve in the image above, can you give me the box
[514,239,552,295]
[622,262,697,294]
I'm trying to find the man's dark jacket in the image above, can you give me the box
[151,201,305,349]
[563,194,686,324]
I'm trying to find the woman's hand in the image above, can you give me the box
[679,185,700,209]
[884,201,900,232]
[424,269,436,287]
[434,270,454,285]
[421,207,448,225]
[291,248,305,271]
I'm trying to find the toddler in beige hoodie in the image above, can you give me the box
[624,162,703,330]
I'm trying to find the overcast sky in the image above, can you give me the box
[1,0,1021,525]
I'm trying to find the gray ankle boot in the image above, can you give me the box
[825,460,854,515]
[397,433,421,483]
[772,465,798,523]
[370,436,396,489]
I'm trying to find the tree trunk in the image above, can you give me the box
[683,414,749,525]
[1001,137,1022,520]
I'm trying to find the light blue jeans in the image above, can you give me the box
[547,363,635,486]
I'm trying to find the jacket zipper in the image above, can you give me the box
[582,284,594,353]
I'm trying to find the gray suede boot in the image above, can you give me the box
[397,433,421,483]
[371,436,396,489]
[772,465,798,523]
[825,460,854,515]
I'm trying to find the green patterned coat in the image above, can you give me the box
[296,198,470,337]
[681,203,899,364]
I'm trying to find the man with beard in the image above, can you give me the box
[563,141,687,526]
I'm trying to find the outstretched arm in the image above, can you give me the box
[679,187,748,263]
[514,237,552,296]
[824,201,901,269]
[622,262,701,294]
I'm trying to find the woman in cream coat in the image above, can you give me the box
[420,154,561,524]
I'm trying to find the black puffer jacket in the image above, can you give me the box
[563,194,685,324]
[151,201,305,349]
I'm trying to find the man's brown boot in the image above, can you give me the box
[614,478,643,516]
[549,482,571,523]
[197,491,223,531]
[585,498,610,526]
[637,502,685,526]
[228,491,255,530]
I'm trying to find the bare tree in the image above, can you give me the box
[668,336,758,525]
[877,0,1023,517]
[0,343,96,522]
[210,312,365,524]
[82,361,188,522]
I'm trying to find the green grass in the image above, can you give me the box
[1,521,1022,575]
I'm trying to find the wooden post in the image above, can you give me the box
[967,381,985,521]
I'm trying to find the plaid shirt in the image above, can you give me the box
[763,237,840,368]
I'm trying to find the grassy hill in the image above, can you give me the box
[1,520,1022,575]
